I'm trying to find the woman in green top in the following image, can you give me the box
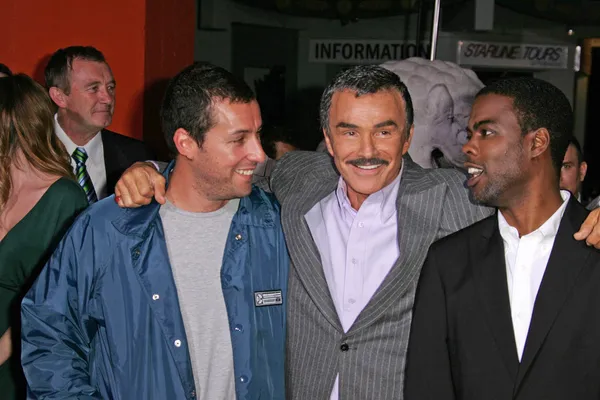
[0,74,88,399]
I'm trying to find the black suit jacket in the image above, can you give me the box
[405,198,600,400]
[101,129,154,196]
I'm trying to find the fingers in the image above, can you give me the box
[574,207,600,247]
[115,162,163,208]
[148,170,167,205]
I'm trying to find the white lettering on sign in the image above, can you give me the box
[309,39,431,64]
[457,41,569,69]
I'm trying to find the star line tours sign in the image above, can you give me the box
[457,41,569,70]
[309,39,431,64]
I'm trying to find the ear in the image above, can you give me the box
[173,128,199,160]
[49,87,67,108]
[529,128,550,160]
[580,161,588,182]
[323,128,334,157]
[402,124,414,155]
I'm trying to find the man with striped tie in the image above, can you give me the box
[46,46,153,203]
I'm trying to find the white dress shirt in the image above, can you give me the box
[54,114,107,199]
[498,190,570,361]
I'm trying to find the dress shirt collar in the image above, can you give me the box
[54,113,103,165]
[335,163,403,223]
[498,190,571,242]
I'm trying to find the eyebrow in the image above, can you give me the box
[467,119,496,133]
[84,79,116,88]
[373,119,398,129]
[334,120,399,130]
[230,126,262,135]
[335,121,359,129]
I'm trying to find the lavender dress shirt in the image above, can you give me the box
[304,169,402,400]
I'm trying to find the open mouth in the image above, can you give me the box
[235,169,255,176]
[356,164,382,170]
[466,167,484,187]
[350,164,386,175]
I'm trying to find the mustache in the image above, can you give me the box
[347,158,389,167]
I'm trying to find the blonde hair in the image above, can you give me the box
[0,74,74,214]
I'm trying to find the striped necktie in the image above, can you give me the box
[72,147,98,204]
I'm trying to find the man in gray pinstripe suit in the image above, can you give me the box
[114,65,600,400]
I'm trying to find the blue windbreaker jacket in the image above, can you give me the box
[21,169,289,400]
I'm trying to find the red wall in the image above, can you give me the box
[0,0,194,150]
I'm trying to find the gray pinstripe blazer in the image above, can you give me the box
[270,151,493,400]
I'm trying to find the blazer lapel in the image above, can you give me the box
[516,199,591,388]
[471,219,520,383]
[350,158,447,333]
[101,130,127,194]
[283,168,342,331]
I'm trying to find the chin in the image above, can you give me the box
[235,185,253,198]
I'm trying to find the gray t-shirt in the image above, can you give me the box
[160,198,240,400]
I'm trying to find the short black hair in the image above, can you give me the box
[319,65,414,134]
[160,62,256,154]
[567,136,584,164]
[45,46,107,93]
[476,77,573,175]
[260,124,321,159]
[0,63,12,77]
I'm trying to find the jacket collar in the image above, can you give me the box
[112,160,275,237]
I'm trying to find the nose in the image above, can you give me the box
[98,86,114,105]
[357,133,376,158]
[462,136,478,157]
[248,134,267,164]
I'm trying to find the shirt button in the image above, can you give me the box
[239,375,249,383]
[358,222,364,228]
[234,324,244,332]
[340,343,349,352]
[152,294,160,300]
[352,258,357,264]
[174,339,182,347]
[348,298,356,304]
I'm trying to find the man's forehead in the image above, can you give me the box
[332,88,404,102]
[212,99,261,124]
[470,95,514,120]
[70,59,113,80]
[330,89,406,117]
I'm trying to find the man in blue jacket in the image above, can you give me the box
[20,63,289,400]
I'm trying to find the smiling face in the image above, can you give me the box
[324,89,413,210]
[183,99,266,201]
[60,59,115,134]
[463,94,530,207]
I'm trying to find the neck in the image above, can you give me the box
[348,191,368,210]
[165,160,229,213]
[498,176,564,237]
[57,112,98,146]
[9,150,56,193]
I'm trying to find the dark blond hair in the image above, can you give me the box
[0,74,74,213]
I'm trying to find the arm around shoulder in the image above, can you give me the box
[436,169,494,238]
[270,151,336,203]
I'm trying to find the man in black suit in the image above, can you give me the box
[405,77,600,400]
[46,46,153,203]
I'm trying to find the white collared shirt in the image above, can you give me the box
[498,190,570,361]
[54,114,107,199]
